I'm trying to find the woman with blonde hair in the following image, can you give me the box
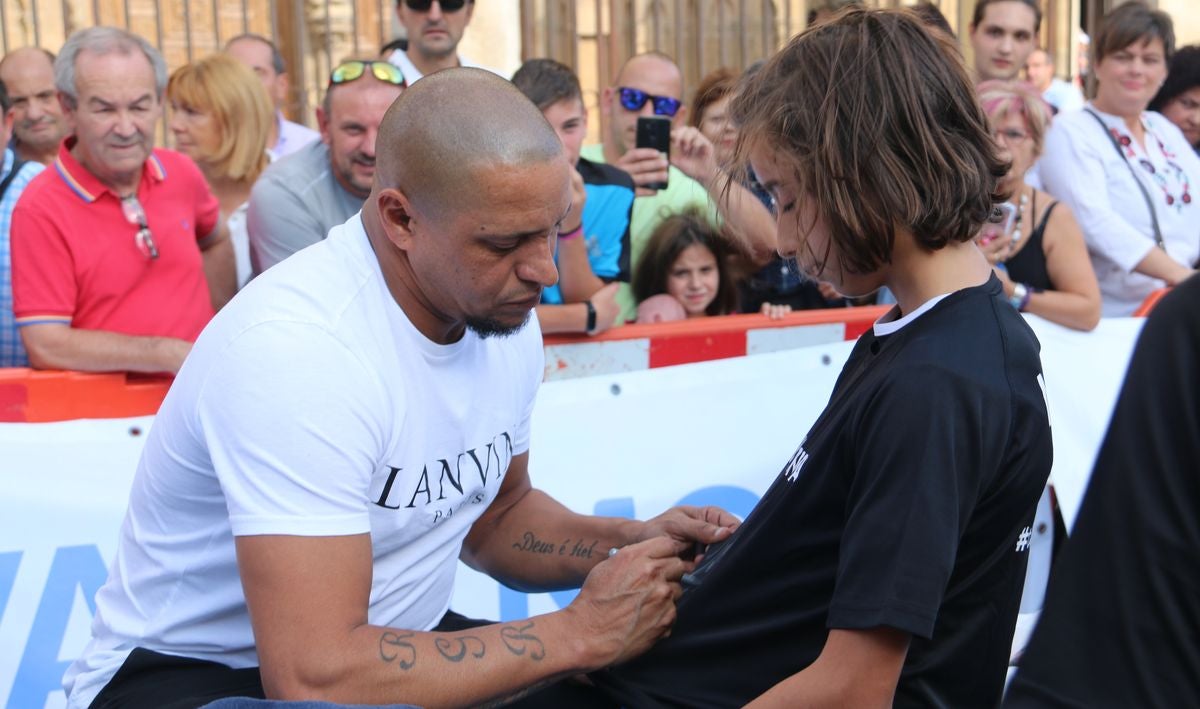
[168,53,274,289]
[976,79,1101,330]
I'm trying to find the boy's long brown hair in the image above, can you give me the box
[730,8,1009,278]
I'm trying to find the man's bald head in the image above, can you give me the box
[615,52,683,97]
[377,68,565,216]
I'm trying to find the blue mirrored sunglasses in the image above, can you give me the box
[618,87,681,117]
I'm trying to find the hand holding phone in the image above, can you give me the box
[979,202,1017,246]
[635,116,672,191]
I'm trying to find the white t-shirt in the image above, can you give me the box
[227,200,252,290]
[1038,105,1200,316]
[385,49,496,84]
[63,214,544,708]
[1042,78,1085,114]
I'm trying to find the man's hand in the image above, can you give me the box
[635,293,687,324]
[564,166,587,233]
[670,126,720,186]
[588,282,622,335]
[563,536,690,668]
[637,505,740,558]
[614,147,670,196]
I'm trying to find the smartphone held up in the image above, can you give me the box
[979,202,1017,248]
[636,116,672,191]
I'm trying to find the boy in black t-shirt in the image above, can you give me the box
[591,9,1052,708]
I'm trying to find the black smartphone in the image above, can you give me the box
[635,116,671,190]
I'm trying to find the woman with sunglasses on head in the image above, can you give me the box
[589,8,1050,708]
[1039,2,1200,316]
[168,54,273,289]
[976,80,1101,330]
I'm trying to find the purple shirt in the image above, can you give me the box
[268,112,319,160]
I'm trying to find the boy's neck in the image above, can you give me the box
[886,231,992,317]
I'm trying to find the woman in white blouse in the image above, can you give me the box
[1039,2,1199,316]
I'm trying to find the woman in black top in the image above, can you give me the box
[977,79,1102,330]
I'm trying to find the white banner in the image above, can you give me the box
[0,316,1143,708]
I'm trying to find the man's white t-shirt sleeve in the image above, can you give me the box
[512,312,544,456]
[193,320,393,537]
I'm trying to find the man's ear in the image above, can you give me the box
[672,105,688,130]
[1,108,13,145]
[56,92,77,133]
[273,73,290,109]
[599,86,614,120]
[376,187,417,250]
[316,105,331,144]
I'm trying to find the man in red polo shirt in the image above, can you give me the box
[10,26,234,374]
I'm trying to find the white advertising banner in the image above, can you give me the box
[0,316,1144,708]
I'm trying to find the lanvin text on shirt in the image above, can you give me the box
[371,431,515,525]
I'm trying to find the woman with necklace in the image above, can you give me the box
[1039,1,1200,316]
[976,80,1101,330]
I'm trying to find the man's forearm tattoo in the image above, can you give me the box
[378,622,545,673]
[435,635,486,662]
[379,631,416,670]
[500,621,546,661]
[512,532,599,560]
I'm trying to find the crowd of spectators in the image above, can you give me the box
[0,0,1197,374]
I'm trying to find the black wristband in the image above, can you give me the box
[585,300,597,333]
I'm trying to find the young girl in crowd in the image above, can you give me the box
[593,8,1051,708]
[631,211,789,322]
[167,54,274,289]
[976,79,1101,330]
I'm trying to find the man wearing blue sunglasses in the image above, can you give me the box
[580,53,778,320]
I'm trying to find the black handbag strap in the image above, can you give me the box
[1084,108,1165,248]
[0,156,28,203]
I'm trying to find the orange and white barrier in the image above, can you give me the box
[0,308,1147,707]
[542,307,888,380]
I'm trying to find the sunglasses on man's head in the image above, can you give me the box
[328,61,407,88]
[618,87,682,117]
[403,0,468,12]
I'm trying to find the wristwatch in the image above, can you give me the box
[1008,283,1030,312]
[585,300,597,333]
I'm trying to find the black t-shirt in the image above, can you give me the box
[593,276,1052,708]
[1004,274,1200,709]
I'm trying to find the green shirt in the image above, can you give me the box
[579,144,719,320]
